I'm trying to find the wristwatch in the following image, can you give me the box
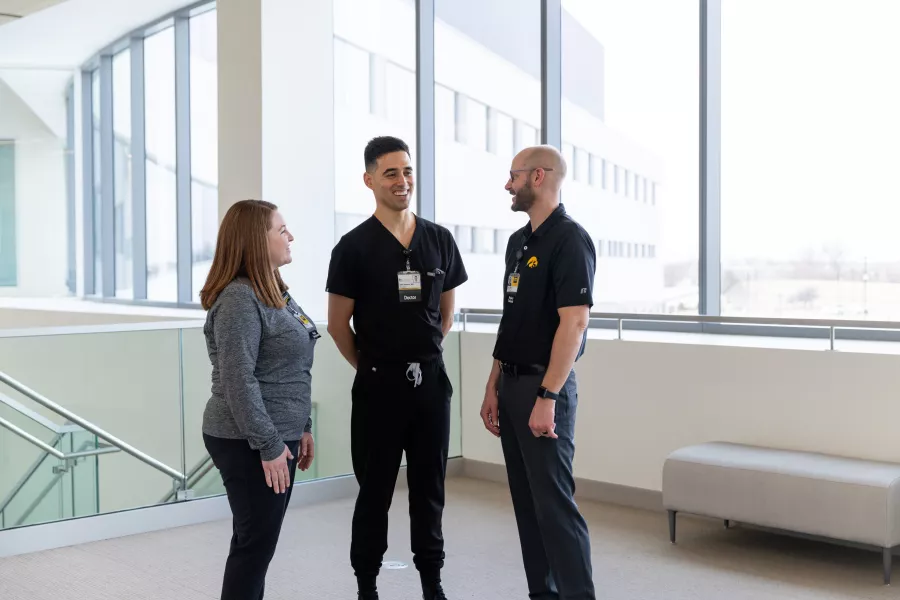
[537,386,560,401]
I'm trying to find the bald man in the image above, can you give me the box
[481,145,597,599]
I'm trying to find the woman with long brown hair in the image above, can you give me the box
[200,199,318,600]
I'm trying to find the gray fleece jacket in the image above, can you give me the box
[201,278,317,461]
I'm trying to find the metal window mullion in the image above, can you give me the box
[541,0,562,150]
[99,55,115,297]
[131,37,148,301]
[415,0,436,221]
[65,83,76,295]
[174,16,193,303]
[700,0,722,315]
[80,71,95,295]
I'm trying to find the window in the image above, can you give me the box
[333,38,371,113]
[575,148,589,183]
[385,62,416,129]
[562,143,576,179]
[91,70,102,295]
[435,84,456,142]
[514,120,538,153]
[563,0,699,313]
[435,0,540,310]
[333,0,417,227]
[112,49,133,298]
[0,142,15,286]
[721,0,900,319]
[190,8,219,301]
[492,110,515,162]
[464,97,488,152]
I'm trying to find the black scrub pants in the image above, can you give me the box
[350,356,452,584]
[204,433,300,600]
[498,369,595,600]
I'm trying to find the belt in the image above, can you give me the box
[499,362,546,376]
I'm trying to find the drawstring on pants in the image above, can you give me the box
[406,362,423,387]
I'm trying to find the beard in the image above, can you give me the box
[510,183,536,213]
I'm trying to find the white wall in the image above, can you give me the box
[460,331,900,492]
[0,77,69,298]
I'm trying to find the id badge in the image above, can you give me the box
[506,272,519,304]
[398,270,422,302]
[296,312,321,339]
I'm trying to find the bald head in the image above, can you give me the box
[513,145,567,189]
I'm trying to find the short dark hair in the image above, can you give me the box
[364,136,410,172]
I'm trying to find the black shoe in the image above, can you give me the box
[422,582,448,600]
[357,592,379,600]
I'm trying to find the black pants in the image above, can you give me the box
[350,357,452,582]
[204,433,300,600]
[498,370,595,600]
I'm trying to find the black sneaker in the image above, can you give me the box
[422,582,448,600]
[357,592,379,600]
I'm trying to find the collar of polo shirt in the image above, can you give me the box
[525,203,567,237]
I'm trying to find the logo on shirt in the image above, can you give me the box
[527,256,539,268]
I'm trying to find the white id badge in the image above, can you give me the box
[506,273,520,294]
[506,272,519,304]
[398,271,422,302]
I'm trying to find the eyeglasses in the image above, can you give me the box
[509,167,554,181]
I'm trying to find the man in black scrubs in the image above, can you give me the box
[480,145,596,600]
[326,136,467,600]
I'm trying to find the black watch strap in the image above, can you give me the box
[537,386,560,400]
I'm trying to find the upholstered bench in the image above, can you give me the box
[662,442,900,584]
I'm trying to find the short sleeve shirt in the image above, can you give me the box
[492,204,596,366]
[326,215,468,363]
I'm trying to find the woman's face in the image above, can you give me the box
[267,210,294,269]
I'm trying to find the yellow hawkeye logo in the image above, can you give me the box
[527,256,538,268]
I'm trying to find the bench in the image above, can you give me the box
[662,442,900,584]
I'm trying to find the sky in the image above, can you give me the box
[562,0,900,264]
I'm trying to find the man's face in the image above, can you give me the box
[366,151,414,212]
[505,166,536,213]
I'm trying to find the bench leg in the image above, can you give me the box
[668,510,677,544]
[884,547,892,585]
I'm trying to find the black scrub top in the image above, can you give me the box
[326,215,468,363]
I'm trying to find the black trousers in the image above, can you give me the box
[498,370,595,600]
[204,433,300,600]
[350,357,452,582]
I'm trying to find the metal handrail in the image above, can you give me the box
[161,454,215,503]
[0,432,63,526]
[458,308,900,330]
[0,371,185,483]
[0,416,122,460]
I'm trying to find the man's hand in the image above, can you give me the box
[298,432,315,471]
[480,386,500,437]
[528,398,557,439]
[262,444,294,493]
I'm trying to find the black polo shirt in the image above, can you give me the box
[492,204,596,367]
[326,215,467,363]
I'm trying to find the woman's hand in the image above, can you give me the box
[298,432,315,471]
[262,444,294,493]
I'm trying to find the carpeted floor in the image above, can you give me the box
[0,476,896,599]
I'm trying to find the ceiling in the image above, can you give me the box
[0,0,69,26]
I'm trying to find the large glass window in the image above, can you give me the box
[721,0,900,320]
[190,8,219,302]
[434,0,541,310]
[333,0,417,238]
[0,141,15,286]
[112,49,133,298]
[144,27,178,302]
[91,70,102,295]
[562,0,700,314]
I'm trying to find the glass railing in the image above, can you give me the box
[0,321,463,531]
